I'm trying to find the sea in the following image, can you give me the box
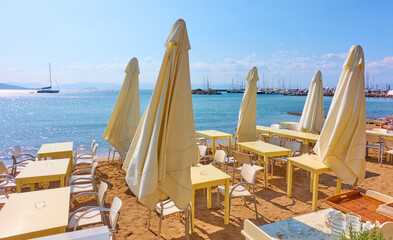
[1,89,392,164]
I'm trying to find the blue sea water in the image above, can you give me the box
[0,89,392,164]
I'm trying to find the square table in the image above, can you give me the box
[37,142,74,161]
[257,125,319,145]
[287,154,342,211]
[258,208,332,239]
[280,121,299,129]
[15,158,71,193]
[195,130,232,154]
[0,187,70,239]
[238,141,292,188]
[191,165,231,232]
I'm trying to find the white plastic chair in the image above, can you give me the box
[9,145,38,159]
[197,145,209,164]
[242,219,272,240]
[232,151,264,174]
[218,164,258,218]
[209,149,233,171]
[74,140,96,158]
[68,162,99,194]
[70,182,108,218]
[72,143,98,169]
[0,189,12,204]
[0,161,16,190]
[267,137,282,147]
[68,196,122,233]
[271,141,302,174]
[270,123,280,129]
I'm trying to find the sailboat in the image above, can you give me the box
[37,63,60,93]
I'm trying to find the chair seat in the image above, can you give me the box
[237,165,264,172]
[68,210,103,230]
[74,158,93,165]
[70,183,94,194]
[0,180,16,188]
[155,200,182,217]
[218,185,251,197]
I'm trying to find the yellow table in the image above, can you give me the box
[191,165,231,232]
[366,130,393,139]
[0,187,70,240]
[257,125,319,145]
[286,154,342,211]
[196,130,232,154]
[238,141,292,188]
[280,121,299,129]
[15,158,70,193]
[37,142,74,161]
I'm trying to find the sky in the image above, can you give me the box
[0,0,392,89]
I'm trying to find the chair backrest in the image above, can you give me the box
[92,144,99,155]
[383,138,393,149]
[9,146,22,156]
[91,140,97,149]
[366,133,380,144]
[289,123,299,131]
[270,123,280,129]
[91,162,99,177]
[97,182,108,207]
[109,197,122,229]
[242,219,273,240]
[197,145,207,158]
[233,151,252,165]
[267,137,282,146]
[284,141,302,153]
[0,161,7,175]
[256,133,267,142]
[197,138,207,146]
[240,164,257,184]
[214,150,226,163]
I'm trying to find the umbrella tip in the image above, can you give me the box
[176,18,185,22]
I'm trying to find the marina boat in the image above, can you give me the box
[37,63,60,93]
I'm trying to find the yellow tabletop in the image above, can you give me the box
[15,158,70,192]
[37,142,74,161]
[238,141,292,188]
[190,165,231,232]
[196,130,233,154]
[0,187,70,240]
[366,130,393,139]
[280,121,299,128]
[286,154,341,211]
[257,125,319,144]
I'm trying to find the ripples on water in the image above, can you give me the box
[0,89,392,163]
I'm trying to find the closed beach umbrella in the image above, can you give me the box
[236,67,259,142]
[298,70,324,134]
[103,58,140,158]
[123,19,198,210]
[314,45,366,186]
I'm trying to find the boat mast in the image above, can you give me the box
[49,63,52,88]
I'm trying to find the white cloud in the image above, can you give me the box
[320,53,346,59]
[367,56,393,69]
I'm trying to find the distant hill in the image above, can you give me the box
[0,83,28,89]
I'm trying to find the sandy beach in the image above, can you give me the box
[55,150,391,240]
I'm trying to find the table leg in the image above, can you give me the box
[287,160,293,197]
[191,187,195,233]
[312,173,319,211]
[336,178,342,194]
[224,179,229,225]
[310,174,314,192]
[207,187,212,209]
[31,183,35,191]
[60,176,65,187]
[16,180,21,193]
[212,138,216,155]
[229,136,232,148]
[264,155,269,188]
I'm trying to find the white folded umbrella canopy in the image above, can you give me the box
[314,45,366,186]
[103,58,140,158]
[298,70,324,134]
[236,66,259,142]
[123,19,199,210]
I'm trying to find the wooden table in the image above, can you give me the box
[259,208,332,239]
[0,187,70,240]
[195,130,232,154]
[15,158,70,193]
[191,165,231,232]
[257,125,319,145]
[37,142,73,161]
[238,141,292,188]
[280,121,299,129]
[29,226,109,240]
[287,154,342,211]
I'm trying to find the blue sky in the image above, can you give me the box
[0,0,392,89]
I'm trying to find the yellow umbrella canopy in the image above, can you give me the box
[123,19,199,210]
[236,66,259,142]
[298,70,324,134]
[103,58,140,158]
[314,45,366,186]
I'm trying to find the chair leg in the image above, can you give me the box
[158,206,164,239]
[254,196,258,219]
[148,210,152,229]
